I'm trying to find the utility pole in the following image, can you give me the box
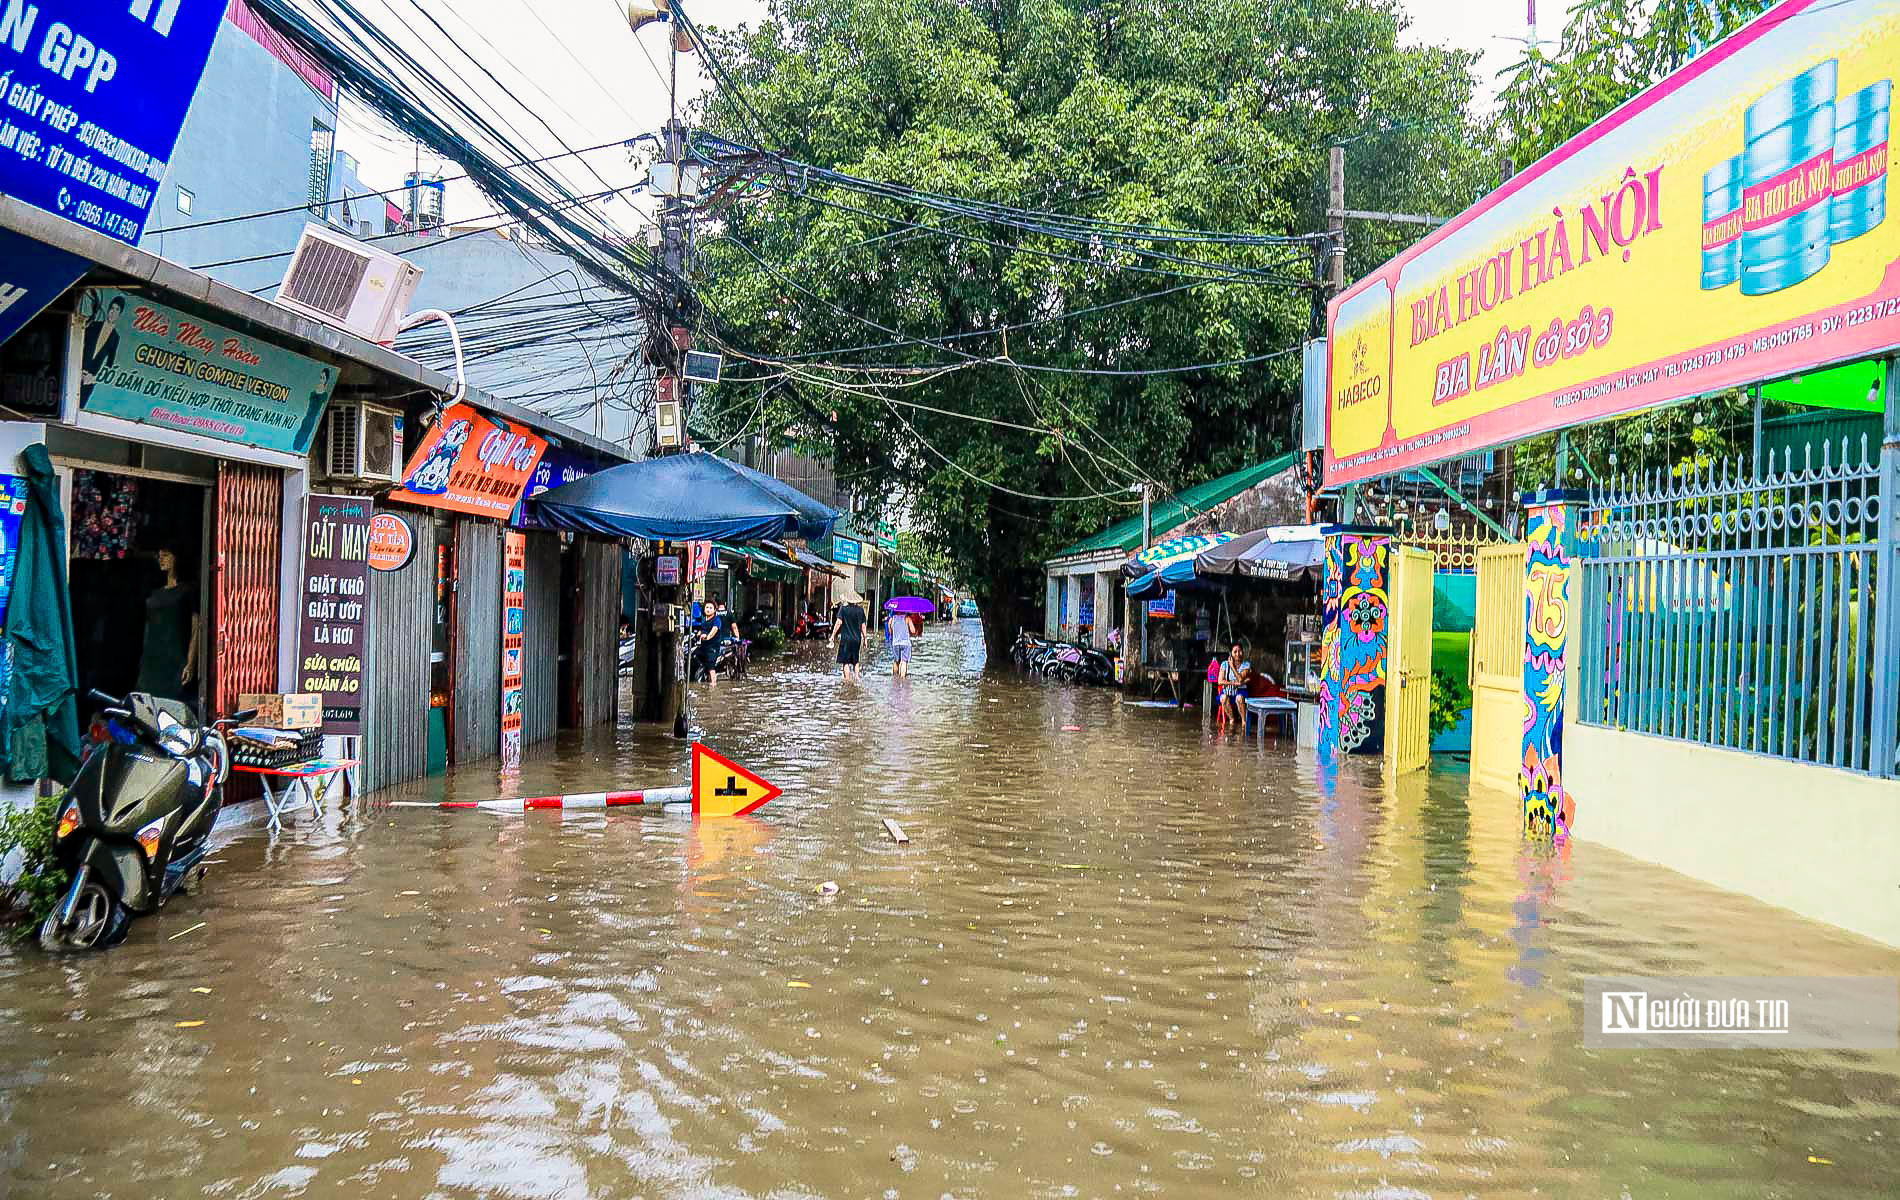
[1327,144,1346,294]
[1325,144,1357,523]
[629,0,698,737]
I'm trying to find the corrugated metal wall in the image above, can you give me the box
[576,538,621,728]
[455,520,502,765]
[520,532,561,747]
[364,508,435,794]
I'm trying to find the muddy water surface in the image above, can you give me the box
[3,620,1898,1198]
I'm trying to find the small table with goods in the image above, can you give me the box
[231,758,359,832]
[226,723,353,832]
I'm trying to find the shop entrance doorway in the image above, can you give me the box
[69,468,209,717]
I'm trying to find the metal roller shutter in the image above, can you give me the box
[520,532,561,747]
[454,520,502,764]
[577,538,621,728]
[364,508,434,793]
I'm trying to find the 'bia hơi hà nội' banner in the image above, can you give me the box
[1326,0,1898,486]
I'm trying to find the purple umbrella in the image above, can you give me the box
[884,596,936,615]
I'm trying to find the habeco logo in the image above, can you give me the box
[1333,333,1382,410]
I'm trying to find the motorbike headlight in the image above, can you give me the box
[55,804,80,840]
[136,819,164,861]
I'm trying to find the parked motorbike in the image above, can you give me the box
[39,691,254,952]
[1011,629,1113,685]
[686,630,751,681]
[792,611,826,640]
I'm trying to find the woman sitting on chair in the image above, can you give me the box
[1217,644,1249,727]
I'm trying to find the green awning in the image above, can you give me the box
[901,560,923,582]
[1046,452,1299,562]
[715,542,802,583]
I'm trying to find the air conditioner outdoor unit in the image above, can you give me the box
[275,223,423,343]
[319,401,404,484]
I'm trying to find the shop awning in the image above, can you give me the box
[1195,525,1326,582]
[535,451,839,542]
[1122,532,1234,578]
[793,548,849,579]
[1125,526,1322,597]
[715,541,803,583]
[1045,453,1299,563]
[901,560,923,582]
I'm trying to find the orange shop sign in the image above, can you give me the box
[391,402,548,518]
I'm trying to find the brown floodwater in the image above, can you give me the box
[2,619,1897,1199]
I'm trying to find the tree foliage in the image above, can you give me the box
[1497,0,1765,168]
[695,0,1486,657]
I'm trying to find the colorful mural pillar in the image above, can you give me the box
[1317,525,1394,761]
[1520,489,1588,840]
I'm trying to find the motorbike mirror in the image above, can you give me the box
[87,688,119,707]
[232,708,259,723]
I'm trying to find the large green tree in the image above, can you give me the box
[694,0,1485,659]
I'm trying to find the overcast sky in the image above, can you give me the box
[341,0,1553,226]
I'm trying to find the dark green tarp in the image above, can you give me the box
[3,444,82,784]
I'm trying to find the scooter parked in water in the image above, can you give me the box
[685,630,750,682]
[38,691,253,952]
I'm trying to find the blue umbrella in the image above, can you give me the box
[533,452,840,542]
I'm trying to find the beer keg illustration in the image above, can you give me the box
[1740,59,1837,295]
[1830,80,1891,243]
[1701,155,1744,289]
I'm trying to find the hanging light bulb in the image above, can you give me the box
[1433,509,1451,532]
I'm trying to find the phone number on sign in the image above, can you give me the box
[68,200,139,241]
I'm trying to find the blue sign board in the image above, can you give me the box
[833,536,862,565]
[513,446,598,529]
[0,0,227,243]
[77,287,337,453]
[1146,589,1177,618]
[0,228,86,347]
[0,474,28,706]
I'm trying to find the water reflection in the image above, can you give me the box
[1,619,1896,1198]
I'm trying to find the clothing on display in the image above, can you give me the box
[71,470,142,560]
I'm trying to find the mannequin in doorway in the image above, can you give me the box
[137,548,200,705]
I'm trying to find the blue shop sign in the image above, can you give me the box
[0,228,86,347]
[77,288,337,454]
[514,446,597,529]
[0,474,27,704]
[1147,589,1177,618]
[833,536,862,565]
[0,0,226,243]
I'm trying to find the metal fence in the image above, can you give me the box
[1398,520,1510,574]
[1575,436,1896,776]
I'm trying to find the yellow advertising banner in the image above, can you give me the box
[1326,0,1900,486]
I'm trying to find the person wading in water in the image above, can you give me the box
[885,605,914,679]
[829,587,867,682]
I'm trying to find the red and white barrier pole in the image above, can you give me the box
[392,786,691,813]
[385,744,779,820]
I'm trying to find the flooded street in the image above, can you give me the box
[3,618,1897,1199]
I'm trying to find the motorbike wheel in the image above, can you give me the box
[39,880,129,952]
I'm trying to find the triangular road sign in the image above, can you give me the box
[690,742,782,818]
